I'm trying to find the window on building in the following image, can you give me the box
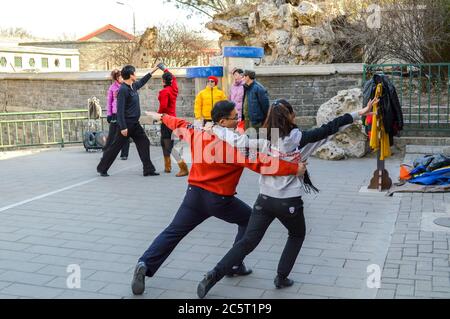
[65,58,72,68]
[55,59,60,67]
[42,58,49,68]
[29,58,36,67]
[14,56,22,68]
[0,57,6,68]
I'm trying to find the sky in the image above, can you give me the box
[0,0,219,40]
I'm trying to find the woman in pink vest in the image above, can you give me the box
[104,69,130,160]
[229,68,245,132]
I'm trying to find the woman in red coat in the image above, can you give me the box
[157,65,189,177]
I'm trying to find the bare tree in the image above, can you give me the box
[0,27,35,39]
[100,24,212,68]
[148,24,212,67]
[331,0,450,64]
[165,0,259,18]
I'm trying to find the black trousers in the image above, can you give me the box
[139,185,252,277]
[214,194,306,279]
[97,122,156,174]
[160,123,182,162]
[103,121,130,158]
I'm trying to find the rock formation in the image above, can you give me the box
[313,88,369,160]
[206,0,339,65]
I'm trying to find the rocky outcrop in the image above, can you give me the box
[313,88,369,160]
[206,0,337,65]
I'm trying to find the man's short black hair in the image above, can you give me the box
[243,70,256,80]
[212,100,236,123]
[233,68,244,75]
[121,65,136,80]
[162,72,173,86]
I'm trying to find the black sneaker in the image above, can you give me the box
[97,170,109,177]
[131,262,147,295]
[274,275,294,289]
[225,263,253,277]
[143,171,160,176]
[197,270,218,299]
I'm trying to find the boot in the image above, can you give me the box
[164,156,171,173]
[176,161,189,177]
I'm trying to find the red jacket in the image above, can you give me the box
[162,115,299,196]
[158,69,178,116]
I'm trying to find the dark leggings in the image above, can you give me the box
[214,194,306,279]
[161,123,182,162]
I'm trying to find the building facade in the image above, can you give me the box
[0,45,80,73]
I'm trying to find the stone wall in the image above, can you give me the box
[0,64,363,125]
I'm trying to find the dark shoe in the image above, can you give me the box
[197,270,218,299]
[143,171,160,177]
[131,262,147,295]
[97,170,109,177]
[225,263,253,277]
[274,275,294,289]
[120,157,128,160]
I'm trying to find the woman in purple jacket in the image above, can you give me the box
[103,69,130,160]
[230,68,245,122]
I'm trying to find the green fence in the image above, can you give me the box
[363,63,450,132]
[0,110,107,150]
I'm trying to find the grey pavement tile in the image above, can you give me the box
[299,283,365,299]
[25,245,75,257]
[0,259,46,273]
[45,277,107,293]
[0,271,55,285]
[2,283,64,299]
[204,283,264,299]
[376,289,396,299]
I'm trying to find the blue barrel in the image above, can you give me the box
[223,46,264,58]
[186,66,223,79]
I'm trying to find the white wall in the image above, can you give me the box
[0,49,79,73]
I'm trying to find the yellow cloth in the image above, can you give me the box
[369,83,391,160]
[194,86,227,121]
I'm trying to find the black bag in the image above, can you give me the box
[83,131,107,152]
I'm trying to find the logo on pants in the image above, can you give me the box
[289,207,295,214]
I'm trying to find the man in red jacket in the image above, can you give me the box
[130,101,307,295]
[157,63,188,177]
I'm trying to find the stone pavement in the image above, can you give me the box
[0,145,448,299]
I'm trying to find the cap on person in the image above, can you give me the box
[208,76,219,85]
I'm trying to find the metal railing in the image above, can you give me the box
[0,110,106,150]
[363,63,450,132]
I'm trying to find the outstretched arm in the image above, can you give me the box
[146,112,194,144]
[133,66,160,90]
[298,97,377,149]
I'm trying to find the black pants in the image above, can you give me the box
[160,123,182,162]
[103,121,130,158]
[97,122,156,174]
[139,185,252,277]
[214,194,306,279]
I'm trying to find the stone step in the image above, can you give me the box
[394,136,450,147]
[405,145,450,155]
[401,130,450,137]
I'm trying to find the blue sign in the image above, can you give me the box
[223,46,264,58]
[186,66,224,79]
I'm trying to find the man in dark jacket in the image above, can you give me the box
[242,70,270,130]
[97,65,160,177]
